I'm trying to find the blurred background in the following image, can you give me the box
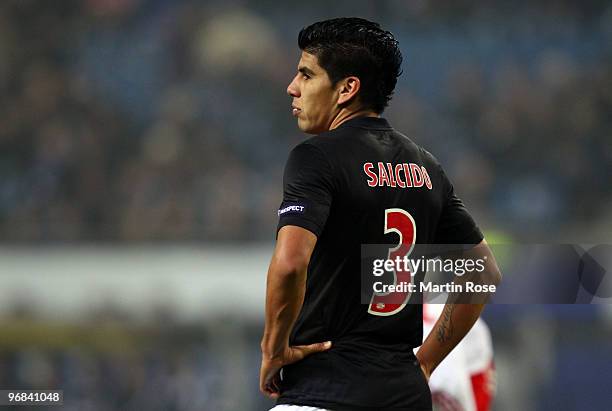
[0,0,611,410]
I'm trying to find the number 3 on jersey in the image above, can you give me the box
[368,208,416,316]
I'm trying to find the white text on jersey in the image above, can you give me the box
[363,162,432,189]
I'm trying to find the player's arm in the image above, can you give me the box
[260,225,332,399]
[416,239,501,380]
[261,225,316,358]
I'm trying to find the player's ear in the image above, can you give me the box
[337,76,361,106]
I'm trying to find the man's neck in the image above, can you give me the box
[329,108,379,130]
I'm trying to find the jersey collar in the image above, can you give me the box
[336,116,393,130]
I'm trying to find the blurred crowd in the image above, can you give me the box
[0,322,221,411]
[0,0,610,242]
[0,316,275,411]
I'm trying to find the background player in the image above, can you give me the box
[260,17,502,410]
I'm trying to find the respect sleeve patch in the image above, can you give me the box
[278,202,307,216]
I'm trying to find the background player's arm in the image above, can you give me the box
[416,239,501,380]
[260,225,331,398]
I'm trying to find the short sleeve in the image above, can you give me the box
[434,167,484,245]
[277,142,334,237]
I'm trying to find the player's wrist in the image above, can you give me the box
[415,352,434,376]
[261,341,288,361]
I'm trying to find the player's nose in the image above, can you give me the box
[287,77,300,97]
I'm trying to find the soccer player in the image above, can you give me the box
[260,18,501,411]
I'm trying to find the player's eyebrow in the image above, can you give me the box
[298,66,316,77]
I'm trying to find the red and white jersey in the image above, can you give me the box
[418,304,496,411]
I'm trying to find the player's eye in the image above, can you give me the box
[298,70,311,80]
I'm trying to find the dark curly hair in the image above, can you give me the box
[298,17,403,114]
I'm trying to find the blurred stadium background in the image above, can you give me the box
[0,0,611,410]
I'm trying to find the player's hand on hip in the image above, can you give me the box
[260,341,332,399]
[285,340,332,364]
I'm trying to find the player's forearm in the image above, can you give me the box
[261,261,307,360]
[416,303,484,374]
[418,240,501,374]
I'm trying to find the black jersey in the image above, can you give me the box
[276,116,483,411]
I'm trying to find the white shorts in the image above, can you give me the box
[269,406,331,411]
